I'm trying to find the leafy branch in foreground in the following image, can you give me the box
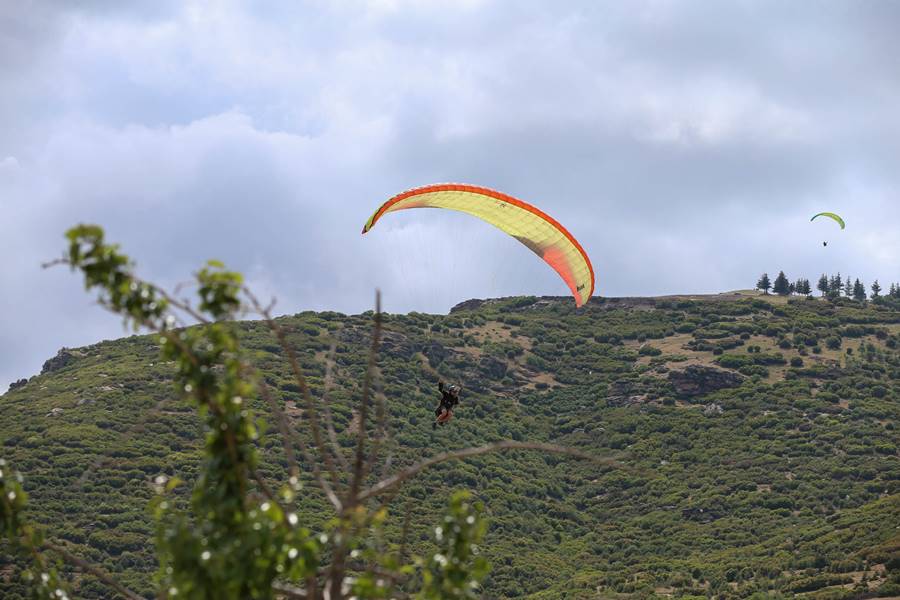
[1,224,613,599]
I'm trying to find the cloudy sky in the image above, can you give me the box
[2,1,898,390]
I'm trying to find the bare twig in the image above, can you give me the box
[250,469,295,528]
[76,396,173,488]
[46,258,208,327]
[399,500,412,565]
[321,338,349,472]
[270,581,307,598]
[245,287,341,496]
[366,367,389,483]
[380,451,394,480]
[258,380,342,512]
[43,541,144,600]
[41,258,68,269]
[348,291,382,505]
[358,441,620,503]
[255,374,300,480]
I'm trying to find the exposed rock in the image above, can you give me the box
[340,327,419,360]
[668,365,744,398]
[606,380,648,407]
[46,407,64,418]
[449,298,487,313]
[478,354,508,380]
[460,372,488,393]
[337,326,369,345]
[703,403,724,416]
[422,341,449,366]
[41,348,79,374]
[587,296,659,311]
[378,331,418,360]
[8,378,28,391]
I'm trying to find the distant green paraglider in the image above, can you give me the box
[811,212,845,246]
[811,212,845,229]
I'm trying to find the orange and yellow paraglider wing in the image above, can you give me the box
[362,184,595,306]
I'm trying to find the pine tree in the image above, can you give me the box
[788,282,796,295]
[891,283,900,298]
[798,278,812,296]
[773,271,790,295]
[828,274,842,299]
[756,273,771,294]
[853,278,866,301]
[871,280,881,298]
[817,274,829,297]
[844,276,852,298]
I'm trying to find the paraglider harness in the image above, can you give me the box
[435,381,460,424]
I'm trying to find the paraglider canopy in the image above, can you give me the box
[810,212,845,247]
[362,183,595,307]
[810,212,845,229]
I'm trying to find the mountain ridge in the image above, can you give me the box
[2,293,899,598]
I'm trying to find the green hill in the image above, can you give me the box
[2,294,899,599]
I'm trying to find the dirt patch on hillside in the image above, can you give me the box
[626,333,718,371]
[469,322,532,349]
[519,369,560,391]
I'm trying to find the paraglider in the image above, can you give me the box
[433,380,461,430]
[810,212,845,246]
[362,184,595,306]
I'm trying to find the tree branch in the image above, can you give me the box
[358,441,621,502]
[270,581,307,598]
[258,380,342,512]
[245,288,341,497]
[255,375,300,480]
[320,338,349,472]
[366,366,389,484]
[43,541,144,600]
[348,290,382,505]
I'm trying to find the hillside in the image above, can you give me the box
[2,293,899,599]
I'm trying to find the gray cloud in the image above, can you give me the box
[2,0,898,391]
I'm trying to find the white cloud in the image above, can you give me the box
[1,0,899,391]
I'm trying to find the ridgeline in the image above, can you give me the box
[2,292,899,598]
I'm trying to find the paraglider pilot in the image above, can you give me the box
[433,381,461,430]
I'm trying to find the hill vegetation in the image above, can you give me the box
[2,288,899,598]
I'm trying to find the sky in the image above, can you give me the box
[1,0,899,391]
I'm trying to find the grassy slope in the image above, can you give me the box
[1,294,899,599]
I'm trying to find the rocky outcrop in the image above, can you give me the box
[606,380,648,407]
[703,403,724,416]
[668,365,744,398]
[449,298,486,313]
[422,341,449,366]
[478,354,507,380]
[8,378,28,391]
[378,331,418,360]
[337,327,419,360]
[41,348,78,374]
